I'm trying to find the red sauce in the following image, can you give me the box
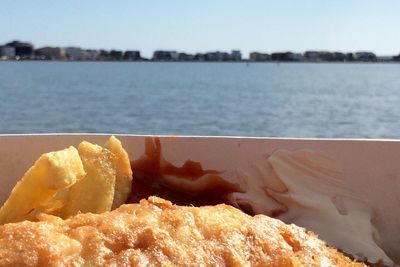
[127,137,243,207]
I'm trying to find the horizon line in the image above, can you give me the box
[1,39,399,57]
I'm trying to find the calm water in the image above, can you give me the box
[0,61,400,138]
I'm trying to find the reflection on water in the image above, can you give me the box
[1,61,400,138]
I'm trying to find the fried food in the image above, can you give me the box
[0,146,85,225]
[104,136,133,209]
[0,197,364,266]
[59,141,117,216]
[0,136,132,224]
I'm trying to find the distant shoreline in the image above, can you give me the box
[1,40,399,63]
[0,60,399,64]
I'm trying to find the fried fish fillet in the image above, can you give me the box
[0,197,364,267]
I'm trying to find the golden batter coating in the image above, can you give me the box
[0,197,364,266]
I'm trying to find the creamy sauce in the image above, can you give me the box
[126,137,393,265]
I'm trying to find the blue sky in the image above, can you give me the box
[1,0,399,57]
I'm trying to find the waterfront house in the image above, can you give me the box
[35,47,66,60]
[6,41,33,59]
[124,51,141,61]
[249,52,271,62]
[0,46,15,59]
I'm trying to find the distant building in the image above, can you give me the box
[35,47,65,60]
[110,50,123,60]
[190,50,240,62]
[314,52,345,62]
[65,47,86,60]
[291,53,303,61]
[205,52,218,61]
[170,51,179,61]
[317,52,334,61]
[333,52,346,62]
[85,49,100,60]
[63,48,98,60]
[124,51,141,61]
[231,50,242,61]
[203,51,233,61]
[393,54,400,62]
[376,56,393,62]
[249,52,271,61]
[193,53,206,61]
[153,51,178,61]
[304,51,321,61]
[177,53,194,61]
[6,41,33,58]
[355,52,377,62]
[304,51,351,62]
[271,52,284,61]
[0,46,15,59]
[345,53,355,61]
[222,52,232,61]
[271,52,299,61]
[99,50,111,60]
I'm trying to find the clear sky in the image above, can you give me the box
[1,0,399,58]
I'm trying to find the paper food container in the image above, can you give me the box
[0,134,399,265]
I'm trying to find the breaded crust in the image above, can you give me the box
[0,197,364,266]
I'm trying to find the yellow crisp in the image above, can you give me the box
[0,136,133,223]
[105,136,133,209]
[0,146,85,224]
[60,141,116,217]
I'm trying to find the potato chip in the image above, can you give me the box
[0,136,133,223]
[0,146,85,224]
[104,136,133,209]
[59,141,116,217]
